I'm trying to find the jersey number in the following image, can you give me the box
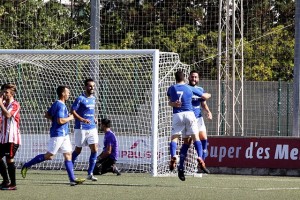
[177,91,183,101]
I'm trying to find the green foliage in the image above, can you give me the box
[245,63,273,81]
[244,25,294,81]
[0,0,86,49]
[0,0,296,81]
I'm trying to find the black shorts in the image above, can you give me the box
[93,157,116,175]
[0,143,19,159]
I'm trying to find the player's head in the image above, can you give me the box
[56,85,70,100]
[100,118,111,131]
[188,70,200,86]
[1,84,7,91]
[84,78,95,96]
[175,70,185,83]
[2,84,17,100]
[0,83,8,96]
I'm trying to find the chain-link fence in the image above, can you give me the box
[0,0,296,136]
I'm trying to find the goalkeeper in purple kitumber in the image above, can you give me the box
[188,70,212,173]
[71,78,98,181]
[167,70,211,181]
[21,86,85,186]
[93,118,121,176]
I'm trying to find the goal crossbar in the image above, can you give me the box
[0,49,197,177]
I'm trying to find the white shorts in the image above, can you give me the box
[197,117,207,133]
[74,128,98,147]
[47,135,72,155]
[171,111,198,138]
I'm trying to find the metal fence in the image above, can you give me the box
[0,0,297,137]
[201,80,293,136]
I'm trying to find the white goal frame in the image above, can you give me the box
[0,49,195,177]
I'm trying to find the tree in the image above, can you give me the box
[0,0,296,82]
[244,25,294,81]
[0,0,86,49]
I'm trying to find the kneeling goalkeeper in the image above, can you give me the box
[94,118,121,176]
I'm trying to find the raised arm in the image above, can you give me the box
[190,85,211,100]
[0,98,12,118]
[201,93,211,100]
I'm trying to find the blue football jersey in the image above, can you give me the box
[71,93,96,130]
[191,86,205,118]
[48,100,70,137]
[103,130,118,160]
[167,83,203,114]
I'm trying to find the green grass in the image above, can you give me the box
[2,170,300,200]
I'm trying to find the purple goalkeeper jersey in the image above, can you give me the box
[103,130,118,160]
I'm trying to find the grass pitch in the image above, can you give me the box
[2,170,300,200]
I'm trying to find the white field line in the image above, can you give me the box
[254,187,300,191]
[189,185,300,191]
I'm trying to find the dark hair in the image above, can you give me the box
[56,85,68,98]
[4,84,17,95]
[175,70,185,82]
[84,78,94,86]
[1,83,8,91]
[189,70,200,76]
[101,118,111,128]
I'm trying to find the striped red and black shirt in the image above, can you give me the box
[0,100,21,144]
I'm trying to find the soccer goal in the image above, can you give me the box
[0,49,198,176]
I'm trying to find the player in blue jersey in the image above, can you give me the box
[93,118,121,176]
[188,70,212,173]
[21,86,85,186]
[71,78,98,181]
[167,70,211,181]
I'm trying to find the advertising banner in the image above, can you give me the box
[18,135,158,164]
[18,135,300,169]
[206,137,300,168]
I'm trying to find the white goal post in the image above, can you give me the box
[0,49,198,176]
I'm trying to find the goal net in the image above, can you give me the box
[0,49,198,176]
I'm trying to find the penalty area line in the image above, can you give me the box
[190,186,300,191]
[254,187,300,191]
